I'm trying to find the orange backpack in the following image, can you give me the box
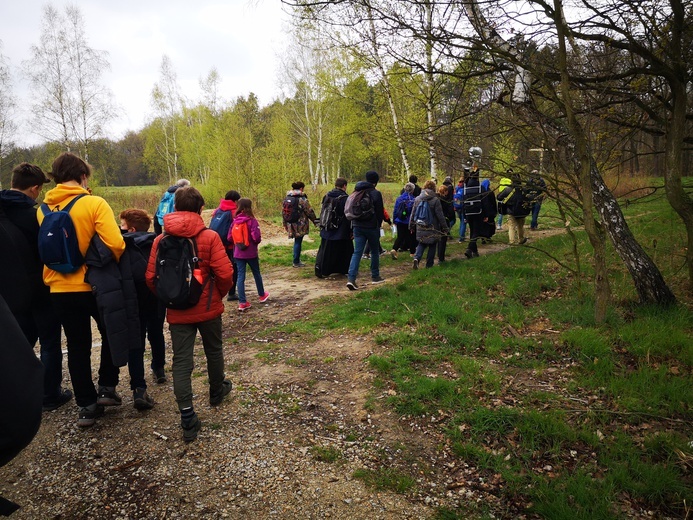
[231,220,250,250]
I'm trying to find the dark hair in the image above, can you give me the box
[11,162,50,190]
[174,186,205,213]
[224,190,241,201]
[292,181,305,191]
[119,209,151,232]
[236,198,255,218]
[50,152,91,184]
[335,178,347,188]
[408,175,418,184]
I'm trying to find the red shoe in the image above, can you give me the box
[259,292,270,303]
[238,302,251,312]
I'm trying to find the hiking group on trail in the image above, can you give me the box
[0,148,546,458]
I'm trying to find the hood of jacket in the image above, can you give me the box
[162,211,206,238]
[232,213,252,226]
[166,185,178,194]
[354,181,375,192]
[217,199,238,213]
[124,230,156,250]
[418,188,437,202]
[42,184,90,207]
[0,189,36,210]
[326,188,348,199]
[481,179,491,191]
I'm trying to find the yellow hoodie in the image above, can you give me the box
[37,184,125,293]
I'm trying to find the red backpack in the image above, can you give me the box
[231,220,250,250]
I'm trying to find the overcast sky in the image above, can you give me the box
[0,0,291,146]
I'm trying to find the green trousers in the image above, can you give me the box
[169,316,225,409]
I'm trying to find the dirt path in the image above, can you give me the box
[0,225,565,519]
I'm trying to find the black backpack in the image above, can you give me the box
[282,195,301,224]
[463,184,483,216]
[38,194,87,273]
[319,194,347,230]
[154,235,207,309]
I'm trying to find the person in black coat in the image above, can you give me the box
[0,163,72,411]
[315,178,354,278]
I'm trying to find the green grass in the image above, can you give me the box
[352,467,416,493]
[303,181,692,518]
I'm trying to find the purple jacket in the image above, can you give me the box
[233,214,262,259]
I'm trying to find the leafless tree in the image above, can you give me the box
[0,44,17,182]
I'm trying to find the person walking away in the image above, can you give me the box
[437,184,455,263]
[453,176,467,242]
[145,187,234,442]
[442,176,456,232]
[37,153,126,427]
[232,198,270,311]
[477,179,498,245]
[409,180,449,269]
[315,178,353,277]
[462,168,486,259]
[0,163,72,411]
[283,181,318,267]
[408,174,422,197]
[210,190,241,300]
[120,209,165,407]
[346,171,386,290]
[495,170,513,230]
[391,182,416,258]
[497,172,531,244]
[527,170,547,230]
[154,178,190,235]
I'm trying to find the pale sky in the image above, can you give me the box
[0,0,292,146]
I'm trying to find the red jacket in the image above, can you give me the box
[146,211,234,324]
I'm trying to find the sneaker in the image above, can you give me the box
[238,302,252,312]
[458,238,466,243]
[379,250,388,257]
[181,413,202,443]
[390,249,398,260]
[133,388,155,410]
[97,387,122,406]
[371,276,385,284]
[496,225,502,230]
[362,254,370,259]
[210,379,232,406]
[292,262,306,268]
[412,258,419,270]
[152,367,167,384]
[346,280,358,291]
[226,293,239,301]
[77,403,104,428]
[259,292,270,303]
[43,388,73,412]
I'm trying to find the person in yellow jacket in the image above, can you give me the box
[37,152,125,428]
[495,170,513,230]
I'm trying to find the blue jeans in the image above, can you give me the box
[293,236,304,264]
[496,213,503,228]
[348,227,380,281]
[456,209,466,239]
[530,201,542,229]
[415,242,438,267]
[236,257,265,304]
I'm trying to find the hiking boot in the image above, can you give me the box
[226,292,239,301]
[259,292,271,303]
[292,262,306,268]
[181,413,201,443]
[97,387,122,406]
[133,388,155,410]
[346,280,358,291]
[77,403,105,428]
[371,276,386,284]
[472,251,480,258]
[390,249,398,260]
[210,379,232,406]
[464,250,473,259]
[412,258,419,270]
[152,367,167,384]
[238,302,252,312]
[43,388,73,412]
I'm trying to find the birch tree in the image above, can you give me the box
[150,55,182,184]
[0,45,17,178]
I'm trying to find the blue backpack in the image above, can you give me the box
[453,185,464,211]
[413,199,433,226]
[393,194,414,223]
[38,194,87,273]
[156,189,176,226]
[209,209,233,247]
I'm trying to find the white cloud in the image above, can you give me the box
[0,0,291,146]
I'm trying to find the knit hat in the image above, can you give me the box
[366,171,379,185]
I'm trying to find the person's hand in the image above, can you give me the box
[385,218,392,226]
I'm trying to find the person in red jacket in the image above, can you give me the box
[145,186,234,442]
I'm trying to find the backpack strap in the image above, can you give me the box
[41,193,86,216]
